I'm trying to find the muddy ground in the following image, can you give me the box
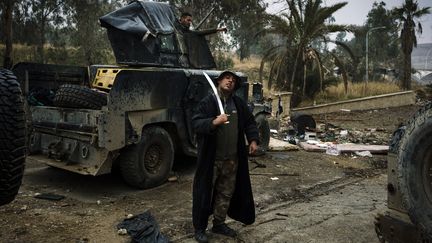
[0,105,420,243]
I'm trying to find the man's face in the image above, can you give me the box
[218,74,237,94]
[180,16,192,28]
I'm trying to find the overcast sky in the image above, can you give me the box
[267,0,432,44]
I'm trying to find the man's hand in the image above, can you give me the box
[212,114,228,126]
[249,140,258,155]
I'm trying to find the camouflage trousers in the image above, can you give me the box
[212,159,238,225]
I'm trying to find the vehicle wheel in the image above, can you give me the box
[54,84,107,109]
[255,114,270,150]
[398,102,432,237]
[0,68,26,206]
[119,126,174,189]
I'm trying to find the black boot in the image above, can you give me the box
[194,229,208,243]
[211,223,237,237]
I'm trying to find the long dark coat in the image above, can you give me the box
[192,93,259,231]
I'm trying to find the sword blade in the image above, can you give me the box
[203,72,225,115]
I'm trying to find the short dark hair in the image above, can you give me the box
[181,12,192,18]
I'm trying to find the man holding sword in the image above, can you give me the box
[192,71,259,242]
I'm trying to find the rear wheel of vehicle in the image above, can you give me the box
[398,102,432,237]
[0,68,26,206]
[54,84,107,109]
[119,126,174,189]
[256,113,270,150]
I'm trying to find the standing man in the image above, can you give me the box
[192,71,259,243]
[175,12,226,67]
[177,12,227,34]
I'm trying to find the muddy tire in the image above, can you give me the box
[119,126,174,189]
[0,69,26,206]
[54,84,107,109]
[398,102,432,237]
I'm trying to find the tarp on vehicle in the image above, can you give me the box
[99,1,216,69]
[99,1,176,38]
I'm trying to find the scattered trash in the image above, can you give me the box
[283,135,297,145]
[20,205,28,211]
[167,176,178,182]
[117,210,169,243]
[304,132,317,140]
[355,151,373,157]
[270,177,279,181]
[127,214,134,219]
[97,200,101,205]
[117,228,128,235]
[306,140,319,145]
[339,130,348,137]
[270,129,278,134]
[326,144,340,156]
[268,137,299,151]
[34,193,65,201]
[340,109,351,112]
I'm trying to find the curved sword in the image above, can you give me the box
[203,71,225,115]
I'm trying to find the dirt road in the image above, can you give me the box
[0,105,419,242]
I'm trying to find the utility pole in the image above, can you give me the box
[365,26,386,84]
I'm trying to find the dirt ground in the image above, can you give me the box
[0,105,420,243]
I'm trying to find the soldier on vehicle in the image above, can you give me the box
[191,71,259,243]
[175,12,226,67]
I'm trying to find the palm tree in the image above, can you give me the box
[259,0,348,97]
[393,0,430,90]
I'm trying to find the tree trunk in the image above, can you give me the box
[2,0,14,69]
[290,43,303,92]
[302,52,306,96]
[402,51,412,90]
[37,20,46,63]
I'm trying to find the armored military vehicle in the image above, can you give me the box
[375,102,432,242]
[12,1,270,189]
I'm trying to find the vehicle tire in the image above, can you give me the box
[119,126,174,189]
[0,68,26,206]
[398,102,432,237]
[53,84,107,109]
[255,113,270,150]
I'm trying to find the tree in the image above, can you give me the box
[259,0,348,97]
[66,0,117,65]
[19,0,68,63]
[365,1,399,81]
[393,0,430,90]
[0,0,15,68]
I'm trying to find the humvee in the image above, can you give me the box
[374,102,432,242]
[12,1,270,189]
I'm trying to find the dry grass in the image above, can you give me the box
[232,55,275,97]
[306,81,402,106]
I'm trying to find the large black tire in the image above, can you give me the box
[0,69,26,206]
[119,126,174,189]
[54,84,107,109]
[256,113,270,150]
[398,102,432,237]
